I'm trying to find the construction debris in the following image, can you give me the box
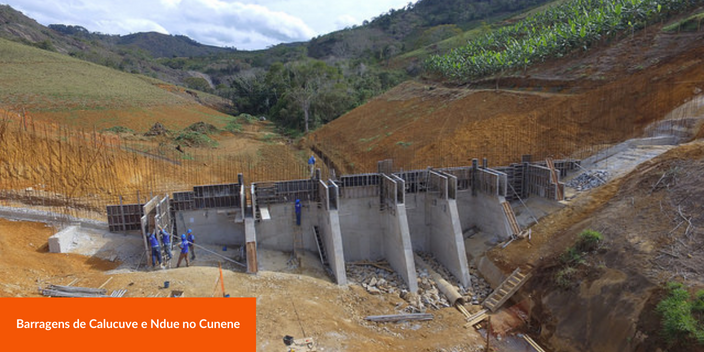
[567,170,609,191]
[415,254,464,306]
[40,284,127,297]
[364,313,433,323]
[347,253,493,314]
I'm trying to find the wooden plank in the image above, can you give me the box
[98,277,113,289]
[246,242,258,274]
[523,334,547,352]
[364,313,433,323]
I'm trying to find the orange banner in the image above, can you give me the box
[2,297,256,351]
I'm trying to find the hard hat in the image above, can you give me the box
[295,199,300,204]
[187,229,192,234]
[181,234,186,240]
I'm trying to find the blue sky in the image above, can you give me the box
[2,0,414,50]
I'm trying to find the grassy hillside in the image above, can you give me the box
[0,37,232,130]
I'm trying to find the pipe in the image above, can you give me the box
[414,254,464,306]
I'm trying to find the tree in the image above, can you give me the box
[284,60,344,133]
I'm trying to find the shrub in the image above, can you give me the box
[577,229,603,252]
[560,246,584,265]
[102,126,134,134]
[237,113,258,124]
[555,266,578,289]
[657,282,704,345]
[174,130,217,148]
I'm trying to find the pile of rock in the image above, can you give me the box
[347,264,406,296]
[347,254,495,313]
[567,170,609,191]
[468,266,492,305]
[144,122,169,136]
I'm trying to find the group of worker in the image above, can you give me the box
[148,226,196,269]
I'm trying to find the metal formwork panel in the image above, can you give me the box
[394,170,428,193]
[391,174,405,204]
[476,168,499,196]
[319,180,330,211]
[193,183,241,209]
[107,203,144,232]
[381,174,397,208]
[525,164,552,198]
[253,179,317,205]
[328,180,339,210]
[339,174,381,199]
[171,191,195,211]
[439,167,472,190]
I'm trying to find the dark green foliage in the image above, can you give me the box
[185,122,218,134]
[426,0,704,81]
[560,246,584,265]
[174,130,217,148]
[656,282,704,345]
[183,77,211,92]
[102,126,135,134]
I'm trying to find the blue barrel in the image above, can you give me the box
[164,281,170,288]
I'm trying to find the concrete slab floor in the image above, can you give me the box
[257,249,331,282]
[512,197,565,230]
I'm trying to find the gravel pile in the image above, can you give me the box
[567,170,609,191]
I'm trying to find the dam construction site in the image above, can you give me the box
[2,2,704,352]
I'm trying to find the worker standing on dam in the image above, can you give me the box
[187,229,196,261]
[177,234,190,268]
[295,199,302,226]
[308,154,316,178]
[149,231,162,269]
[159,226,172,261]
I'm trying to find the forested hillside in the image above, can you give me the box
[0,0,556,134]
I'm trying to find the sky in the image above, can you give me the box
[2,0,414,50]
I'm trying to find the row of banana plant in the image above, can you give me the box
[425,0,703,81]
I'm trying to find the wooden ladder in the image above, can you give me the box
[501,201,521,236]
[546,158,564,200]
[483,268,531,312]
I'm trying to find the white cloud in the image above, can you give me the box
[4,0,413,50]
[335,14,357,29]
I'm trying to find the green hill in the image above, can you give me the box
[0,37,232,130]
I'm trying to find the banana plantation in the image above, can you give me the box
[425,0,704,81]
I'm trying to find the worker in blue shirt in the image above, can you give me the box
[149,231,162,268]
[159,226,172,261]
[187,229,196,261]
[295,199,302,226]
[177,234,190,268]
[308,155,316,178]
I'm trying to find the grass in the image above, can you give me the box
[174,130,218,148]
[0,38,186,110]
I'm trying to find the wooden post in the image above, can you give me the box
[485,316,491,352]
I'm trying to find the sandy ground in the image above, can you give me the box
[0,217,512,352]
